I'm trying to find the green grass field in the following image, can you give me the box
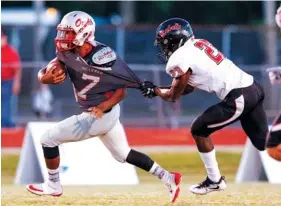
[2,152,281,205]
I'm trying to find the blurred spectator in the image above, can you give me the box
[1,32,22,128]
[32,84,54,119]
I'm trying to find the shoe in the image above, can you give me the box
[26,181,63,197]
[165,172,182,203]
[189,176,226,195]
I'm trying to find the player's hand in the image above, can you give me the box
[88,107,103,119]
[39,68,66,84]
[140,80,157,98]
[267,67,281,85]
[52,69,66,84]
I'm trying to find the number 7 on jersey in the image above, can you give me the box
[73,73,100,101]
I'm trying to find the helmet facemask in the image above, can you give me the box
[155,37,184,63]
[55,26,77,51]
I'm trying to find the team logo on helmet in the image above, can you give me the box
[159,23,181,38]
[75,18,82,27]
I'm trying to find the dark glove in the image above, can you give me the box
[140,80,157,98]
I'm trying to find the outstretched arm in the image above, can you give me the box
[88,88,126,118]
[97,88,126,112]
[154,68,192,102]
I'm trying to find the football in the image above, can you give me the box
[39,58,67,84]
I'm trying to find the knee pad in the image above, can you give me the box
[42,146,60,159]
[40,130,60,159]
[125,149,154,172]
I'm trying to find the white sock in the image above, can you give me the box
[149,162,170,183]
[199,149,221,182]
[48,168,60,184]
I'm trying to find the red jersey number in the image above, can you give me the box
[194,39,224,65]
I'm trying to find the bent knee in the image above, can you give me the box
[110,147,131,163]
[266,144,281,161]
[191,121,209,138]
[40,129,60,148]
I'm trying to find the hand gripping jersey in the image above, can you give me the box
[166,38,254,100]
[57,42,135,111]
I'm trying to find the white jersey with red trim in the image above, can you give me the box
[165,38,254,100]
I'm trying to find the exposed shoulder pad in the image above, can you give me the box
[92,46,117,66]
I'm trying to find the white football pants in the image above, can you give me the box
[40,104,131,163]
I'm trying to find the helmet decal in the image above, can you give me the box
[159,23,181,38]
[75,18,82,27]
[154,18,193,63]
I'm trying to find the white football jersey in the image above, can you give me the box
[166,38,254,100]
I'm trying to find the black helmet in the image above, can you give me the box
[154,18,193,63]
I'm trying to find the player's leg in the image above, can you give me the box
[189,95,245,194]
[99,120,181,203]
[239,102,268,151]
[26,112,96,196]
[266,112,281,161]
[238,81,267,151]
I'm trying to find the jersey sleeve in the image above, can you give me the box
[165,51,193,78]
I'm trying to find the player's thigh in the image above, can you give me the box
[240,102,268,151]
[191,96,244,137]
[40,113,95,147]
[99,120,131,163]
[267,112,281,148]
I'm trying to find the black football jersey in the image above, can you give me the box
[57,42,136,111]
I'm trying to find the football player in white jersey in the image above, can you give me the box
[141,18,268,194]
[265,5,281,162]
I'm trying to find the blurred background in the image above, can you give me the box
[1,1,281,128]
[2,1,281,193]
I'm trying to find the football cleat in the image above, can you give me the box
[165,172,182,203]
[26,181,63,197]
[189,176,227,195]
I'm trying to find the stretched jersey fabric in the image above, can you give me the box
[165,38,254,100]
[57,42,139,111]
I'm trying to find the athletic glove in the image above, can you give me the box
[267,67,281,85]
[140,80,157,98]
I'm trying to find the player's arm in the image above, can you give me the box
[97,88,126,112]
[157,83,194,96]
[38,58,66,84]
[88,88,126,119]
[155,69,191,102]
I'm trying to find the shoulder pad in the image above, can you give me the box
[92,46,116,65]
